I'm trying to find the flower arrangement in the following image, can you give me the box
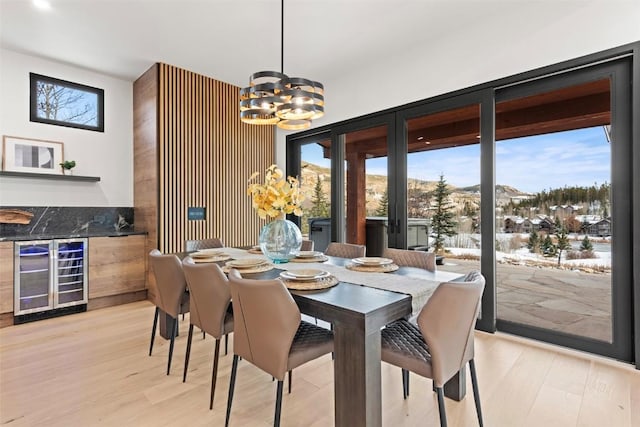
[247,164,305,219]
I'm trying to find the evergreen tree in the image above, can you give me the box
[555,227,571,267]
[580,235,593,251]
[430,174,458,254]
[375,188,389,217]
[309,174,330,218]
[527,229,540,253]
[541,235,556,257]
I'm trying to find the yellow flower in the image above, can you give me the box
[247,165,306,219]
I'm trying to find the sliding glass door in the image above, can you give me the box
[494,59,632,360]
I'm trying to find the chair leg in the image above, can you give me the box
[288,370,292,394]
[167,317,177,375]
[435,387,448,427]
[225,355,239,427]
[274,380,284,427]
[469,359,484,427]
[402,368,410,399]
[210,339,221,410]
[202,329,206,340]
[149,307,159,356]
[225,333,229,355]
[183,324,194,382]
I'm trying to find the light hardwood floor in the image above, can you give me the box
[1,301,638,426]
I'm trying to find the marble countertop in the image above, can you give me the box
[0,230,147,242]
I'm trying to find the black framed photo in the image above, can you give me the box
[30,73,104,132]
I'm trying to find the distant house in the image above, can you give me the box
[549,204,582,220]
[505,215,554,234]
[585,218,611,237]
[504,216,524,233]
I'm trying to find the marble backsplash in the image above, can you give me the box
[0,206,134,238]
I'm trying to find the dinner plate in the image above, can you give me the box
[226,258,267,268]
[280,269,330,281]
[296,251,321,258]
[352,257,394,266]
[191,250,226,259]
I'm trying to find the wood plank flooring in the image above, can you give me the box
[1,301,638,426]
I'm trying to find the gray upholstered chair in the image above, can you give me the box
[382,247,436,271]
[380,271,485,427]
[225,269,334,427]
[181,258,234,409]
[185,238,224,252]
[324,242,366,258]
[148,249,189,375]
[300,239,314,251]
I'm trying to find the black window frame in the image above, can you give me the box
[29,73,105,132]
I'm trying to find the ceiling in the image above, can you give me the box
[1,0,543,86]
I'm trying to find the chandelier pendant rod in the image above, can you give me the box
[280,0,284,75]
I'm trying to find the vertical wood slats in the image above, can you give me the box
[156,63,273,254]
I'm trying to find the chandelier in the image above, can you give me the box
[239,0,324,131]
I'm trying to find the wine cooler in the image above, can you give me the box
[14,238,88,322]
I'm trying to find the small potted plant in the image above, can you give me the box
[60,160,76,175]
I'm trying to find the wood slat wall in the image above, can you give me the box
[135,63,273,258]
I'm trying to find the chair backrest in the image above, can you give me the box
[416,271,485,387]
[149,249,188,318]
[185,238,224,252]
[382,248,436,271]
[325,242,366,258]
[182,258,231,339]
[300,239,314,251]
[227,269,301,379]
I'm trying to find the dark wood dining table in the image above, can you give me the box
[161,252,466,427]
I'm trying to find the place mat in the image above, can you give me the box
[281,275,339,290]
[289,255,329,263]
[345,262,399,273]
[222,263,274,274]
[191,254,231,263]
[247,248,263,254]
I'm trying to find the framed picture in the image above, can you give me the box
[2,135,64,175]
[30,73,105,132]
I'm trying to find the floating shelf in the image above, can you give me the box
[0,171,100,182]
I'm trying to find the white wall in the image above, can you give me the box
[276,1,640,164]
[0,48,133,207]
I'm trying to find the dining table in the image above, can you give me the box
[162,247,465,427]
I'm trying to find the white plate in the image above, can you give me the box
[226,258,267,268]
[296,251,321,258]
[280,269,329,281]
[352,257,393,266]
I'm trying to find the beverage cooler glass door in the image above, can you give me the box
[54,238,88,307]
[14,240,54,315]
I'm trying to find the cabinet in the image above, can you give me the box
[14,239,88,318]
[0,242,13,315]
[88,235,146,305]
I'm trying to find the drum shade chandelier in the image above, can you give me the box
[239,0,324,131]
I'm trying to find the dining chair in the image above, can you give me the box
[185,237,224,252]
[181,257,234,409]
[382,247,436,271]
[224,269,334,427]
[300,239,314,251]
[324,242,366,258]
[380,271,485,427]
[148,249,190,375]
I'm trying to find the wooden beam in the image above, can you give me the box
[346,152,367,245]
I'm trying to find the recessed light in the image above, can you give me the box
[424,141,431,145]
[33,0,52,11]
[417,136,424,141]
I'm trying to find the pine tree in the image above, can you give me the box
[527,229,540,253]
[555,227,571,267]
[580,235,593,251]
[430,174,457,254]
[541,235,556,257]
[375,188,389,217]
[309,174,330,218]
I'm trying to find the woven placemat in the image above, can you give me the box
[345,262,399,273]
[191,254,231,263]
[247,248,263,254]
[222,263,274,274]
[282,275,339,290]
[289,255,329,263]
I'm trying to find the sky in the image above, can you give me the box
[301,126,610,194]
